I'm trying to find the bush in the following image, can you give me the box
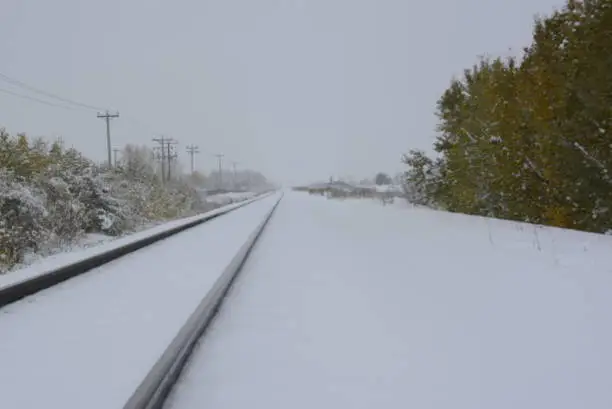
[0,133,211,272]
[0,170,48,267]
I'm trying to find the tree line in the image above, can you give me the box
[403,0,612,233]
[0,129,255,271]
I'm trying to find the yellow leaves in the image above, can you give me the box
[0,131,59,178]
[427,0,612,231]
[0,241,23,270]
[543,206,573,228]
[16,133,28,151]
[141,184,183,221]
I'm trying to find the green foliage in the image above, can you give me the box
[0,133,205,271]
[403,0,612,232]
[402,150,441,206]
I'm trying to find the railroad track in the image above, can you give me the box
[0,191,273,309]
[0,191,283,409]
[123,192,283,409]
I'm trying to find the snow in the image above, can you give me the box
[19,232,113,267]
[0,193,270,290]
[204,191,258,206]
[166,191,612,409]
[356,183,403,193]
[0,192,281,409]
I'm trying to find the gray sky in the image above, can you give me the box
[0,0,565,185]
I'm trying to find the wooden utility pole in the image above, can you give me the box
[153,136,177,183]
[97,110,120,167]
[166,139,178,181]
[231,161,239,190]
[186,145,200,174]
[152,136,166,182]
[113,148,120,167]
[214,153,224,189]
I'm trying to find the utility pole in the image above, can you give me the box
[186,145,200,174]
[113,148,120,167]
[97,110,120,167]
[152,145,164,182]
[214,154,224,189]
[153,136,177,183]
[153,136,166,183]
[166,139,178,181]
[231,161,239,190]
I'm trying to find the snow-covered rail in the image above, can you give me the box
[0,191,273,309]
[0,192,283,409]
[123,192,283,409]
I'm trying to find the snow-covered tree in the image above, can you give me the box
[0,170,48,267]
[0,131,223,272]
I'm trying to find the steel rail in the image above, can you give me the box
[123,192,284,409]
[0,192,274,309]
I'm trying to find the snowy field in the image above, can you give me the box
[0,193,281,409]
[167,191,612,409]
[204,191,258,206]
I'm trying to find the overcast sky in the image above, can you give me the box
[0,0,565,185]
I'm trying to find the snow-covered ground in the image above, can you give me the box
[1,191,260,276]
[0,193,268,289]
[0,192,281,409]
[204,191,258,206]
[167,191,612,409]
[10,232,114,273]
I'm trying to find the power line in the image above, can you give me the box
[0,87,78,110]
[0,75,166,141]
[0,71,106,111]
[122,115,159,135]
[0,73,171,149]
[0,73,177,171]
